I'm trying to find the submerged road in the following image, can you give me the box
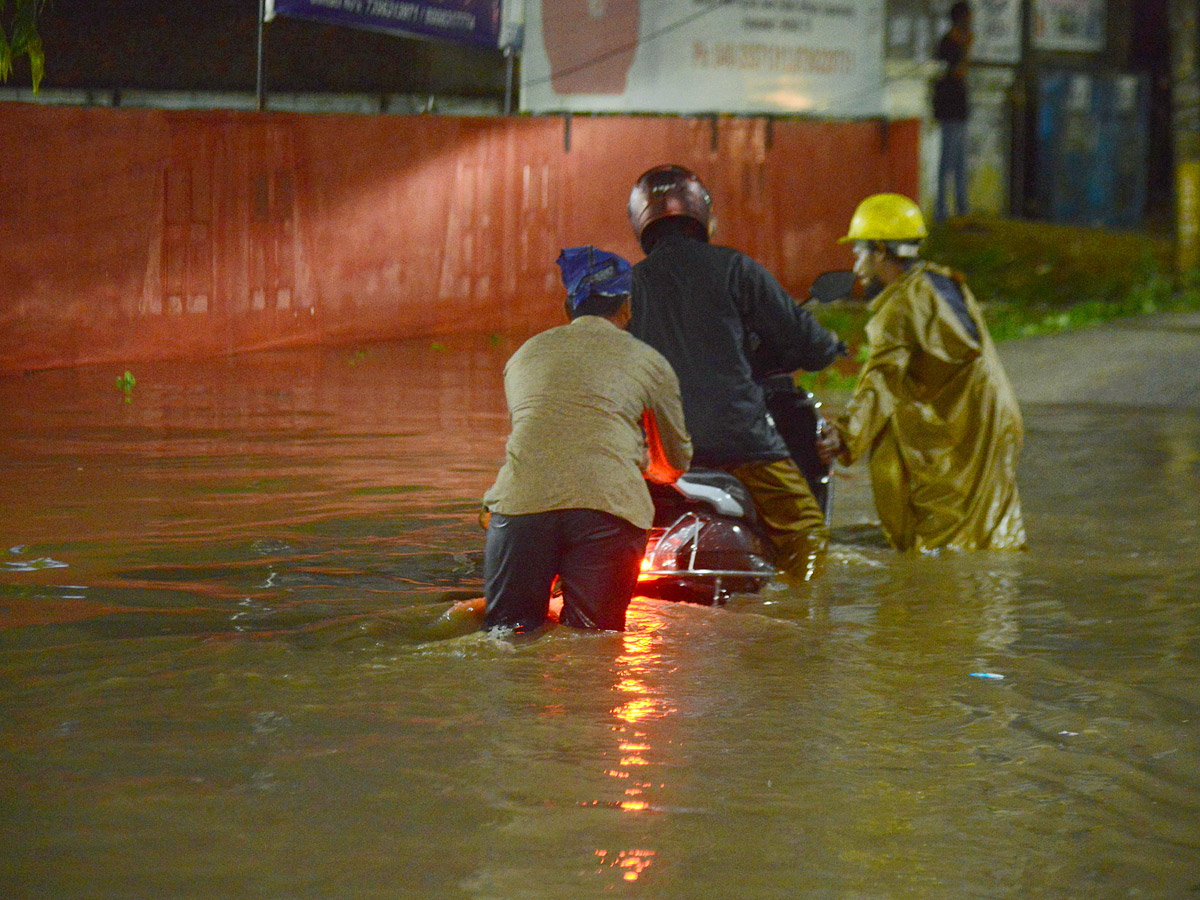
[997,310,1200,408]
[2,310,1198,899]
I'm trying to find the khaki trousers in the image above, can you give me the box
[729,457,830,583]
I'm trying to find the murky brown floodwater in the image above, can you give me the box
[2,335,1198,900]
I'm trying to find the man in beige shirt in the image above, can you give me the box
[482,246,692,633]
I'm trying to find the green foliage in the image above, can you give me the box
[919,216,1176,309]
[1,0,46,91]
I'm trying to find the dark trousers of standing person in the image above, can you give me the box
[483,509,648,633]
[936,119,969,223]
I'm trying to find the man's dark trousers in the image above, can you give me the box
[483,509,648,632]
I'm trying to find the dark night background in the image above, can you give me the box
[25,0,508,98]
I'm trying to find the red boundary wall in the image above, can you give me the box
[0,104,918,374]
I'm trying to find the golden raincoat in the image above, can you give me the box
[836,263,1026,551]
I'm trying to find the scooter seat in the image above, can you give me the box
[671,468,755,519]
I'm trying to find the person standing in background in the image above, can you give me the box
[932,1,974,223]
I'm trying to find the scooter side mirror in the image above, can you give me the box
[809,270,857,304]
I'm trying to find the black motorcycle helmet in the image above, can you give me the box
[627,164,713,253]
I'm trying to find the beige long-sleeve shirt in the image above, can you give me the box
[483,315,692,530]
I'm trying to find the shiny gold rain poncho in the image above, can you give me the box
[836,262,1026,551]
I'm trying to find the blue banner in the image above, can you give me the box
[266,0,502,49]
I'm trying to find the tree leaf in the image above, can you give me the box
[27,30,40,91]
[1,0,45,88]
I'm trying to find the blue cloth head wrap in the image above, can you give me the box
[556,246,633,311]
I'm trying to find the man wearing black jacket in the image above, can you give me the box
[625,164,845,580]
[932,1,974,223]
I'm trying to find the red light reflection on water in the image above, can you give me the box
[591,602,674,883]
[595,847,657,882]
[610,607,675,724]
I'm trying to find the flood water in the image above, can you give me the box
[2,334,1198,900]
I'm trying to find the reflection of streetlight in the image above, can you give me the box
[591,603,675,884]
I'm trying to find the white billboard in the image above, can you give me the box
[520,0,886,117]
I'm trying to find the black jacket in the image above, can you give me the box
[630,234,843,467]
[932,31,969,121]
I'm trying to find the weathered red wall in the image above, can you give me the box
[0,104,918,374]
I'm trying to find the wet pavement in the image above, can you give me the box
[998,311,1200,408]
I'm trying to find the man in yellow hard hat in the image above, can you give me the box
[818,193,1026,551]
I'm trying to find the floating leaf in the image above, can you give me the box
[116,370,136,400]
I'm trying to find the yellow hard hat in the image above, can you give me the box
[838,193,928,243]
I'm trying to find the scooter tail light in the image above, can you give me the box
[644,514,703,572]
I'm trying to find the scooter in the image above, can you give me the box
[636,271,854,606]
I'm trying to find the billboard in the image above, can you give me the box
[520,0,886,117]
[265,0,504,49]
